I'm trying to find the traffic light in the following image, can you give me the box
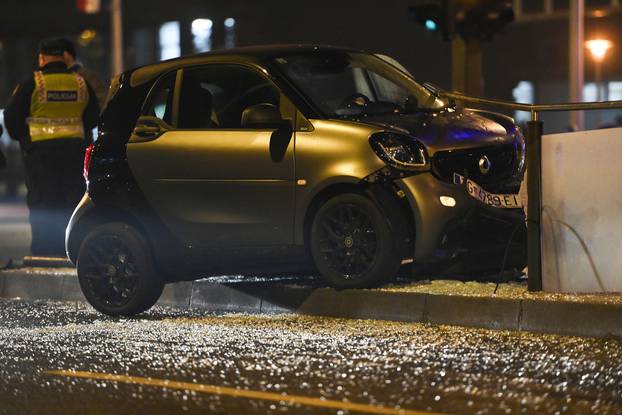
[409,0,514,41]
[456,1,514,40]
[408,0,455,40]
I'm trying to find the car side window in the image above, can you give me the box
[177,65,281,129]
[142,72,176,125]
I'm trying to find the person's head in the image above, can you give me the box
[38,39,66,68]
[57,38,77,67]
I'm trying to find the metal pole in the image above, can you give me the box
[451,37,483,96]
[452,38,466,93]
[111,0,124,76]
[513,0,522,19]
[544,0,553,14]
[595,61,602,101]
[569,0,584,131]
[595,60,602,127]
[526,116,543,291]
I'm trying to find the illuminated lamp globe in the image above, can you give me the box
[585,39,613,62]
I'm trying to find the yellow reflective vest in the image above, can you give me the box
[27,70,88,142]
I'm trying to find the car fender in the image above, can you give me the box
[65,193,96,263]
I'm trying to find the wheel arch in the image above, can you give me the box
[67,204,149,264]
[301,180,415,259]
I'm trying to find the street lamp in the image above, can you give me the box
[585,39,612,127]
[585,39,613,101]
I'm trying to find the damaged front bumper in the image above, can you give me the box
[395,172,526,272]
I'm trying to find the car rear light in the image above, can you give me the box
[84,143,94,181]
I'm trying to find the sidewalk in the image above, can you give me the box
[0,200,28,223]
[0,266,620,339]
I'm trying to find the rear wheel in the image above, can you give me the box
[77,222,163,316]
[310,193,403,288]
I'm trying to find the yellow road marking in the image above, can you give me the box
[46,370,445,415]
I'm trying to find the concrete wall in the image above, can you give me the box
[541,127,622,293]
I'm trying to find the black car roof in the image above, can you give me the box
[129,44,364,87]
[191,44,363,59]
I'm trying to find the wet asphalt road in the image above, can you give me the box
[0,300,621,415]
[0,202,30,263]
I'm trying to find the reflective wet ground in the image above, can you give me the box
[0,299,621,414]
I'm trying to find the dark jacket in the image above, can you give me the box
[4,61,100,151]
[70,63,107,109]
[0,125,5,169]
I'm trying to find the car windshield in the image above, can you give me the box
[273,51,449,118]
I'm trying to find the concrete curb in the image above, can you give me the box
[1,269,621,339]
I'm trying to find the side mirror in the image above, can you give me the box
[423,81,442,94]
[423,82,456,109]
[241,103,284,129]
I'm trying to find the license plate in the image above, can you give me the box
[453,173,522,209]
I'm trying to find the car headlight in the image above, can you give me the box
[369,132,429,170]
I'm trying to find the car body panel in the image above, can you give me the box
[127,127,295,248]
[395,173,469,261]
[292,119,386,244]
[65,192,95,261]
[354,110,515,155]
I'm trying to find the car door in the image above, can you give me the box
[126,64,296,249]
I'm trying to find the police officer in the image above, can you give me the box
[4,39,99,256]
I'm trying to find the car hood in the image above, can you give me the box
[353,109,518,156]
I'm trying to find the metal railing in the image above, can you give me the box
[442,91,622,119]
[440,90,622,291]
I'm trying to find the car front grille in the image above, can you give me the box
[432,144,520,193]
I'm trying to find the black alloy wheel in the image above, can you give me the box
[310,193,403,288]
[317,203,378,277]
[77,222,164,316]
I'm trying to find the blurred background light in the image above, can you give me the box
[585,39,613,62]
[79,29,97,46]
[159,21,181,60]
[192,18,213,53]
[224,17,236,49]
[425,19,437,31]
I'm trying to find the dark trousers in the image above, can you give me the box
[23,140,85,256]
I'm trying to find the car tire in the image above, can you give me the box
[310,193,404,289]
[77,222,164,317]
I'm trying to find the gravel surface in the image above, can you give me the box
[381,280,622,305]
[0,299,621,415]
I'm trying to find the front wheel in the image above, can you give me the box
[310,193,403,289]
[77,222,164,316]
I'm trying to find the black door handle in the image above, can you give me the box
[134,125,162,138]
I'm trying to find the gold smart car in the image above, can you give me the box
[67,45,526,316]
